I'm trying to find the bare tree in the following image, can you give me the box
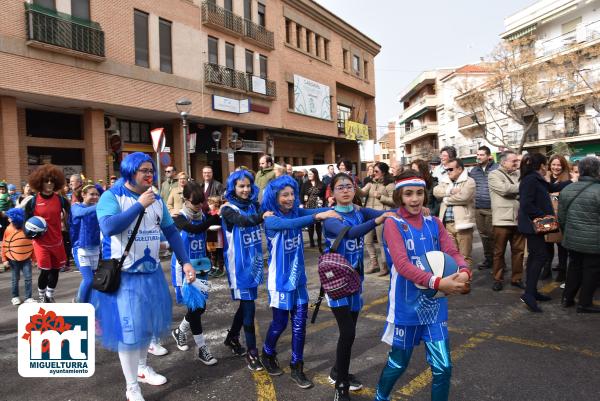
[456,36,561,153]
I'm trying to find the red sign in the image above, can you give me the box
[250,104,270,114]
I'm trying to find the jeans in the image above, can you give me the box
[525,234,549,296]
[10,259,32,299]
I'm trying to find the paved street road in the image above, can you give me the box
[0,232,598,401]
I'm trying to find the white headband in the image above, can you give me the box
[395,177,426,190]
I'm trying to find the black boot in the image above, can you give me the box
[223,330,246,356]
[290,361,313,389]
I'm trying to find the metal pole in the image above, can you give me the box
[182,113,190,178]
[156,151,161,192]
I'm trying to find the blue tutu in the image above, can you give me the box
[91,267,172,352]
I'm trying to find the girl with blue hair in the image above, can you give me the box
[221,169,272,371]
[92,152,195,401]
[260,175,339,388]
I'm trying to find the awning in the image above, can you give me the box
[25,2,102,30]
[505,24,537,41]
[461,156,477,165]
[398,107,428,125]
[568,142,600,160]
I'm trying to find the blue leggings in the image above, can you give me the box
[263,304,308,364]
[76,265,94,303]
[229,300,256,351]
[374,340,452,401]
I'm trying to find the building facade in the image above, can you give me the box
[0,0,380,185]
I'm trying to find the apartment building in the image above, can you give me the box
[0,0,380,185]
[374,120,396,164]
[499,0,600,158]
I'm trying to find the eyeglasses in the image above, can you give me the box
[137,168,155,175]
[165,169,173,173]
[334,184,355,192]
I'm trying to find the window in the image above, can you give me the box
[258,3,266,27]
[324,39,329,60]
[208,36,218,64]
[306,30,311,53]
[296,25,302,48]
[337,104,352,134]
[26,109,82,139]
[342,49,348,70]
[315,35,321,57]
[159,19,172,73]
[245,49,254,74]
[353,55,361,74]
[224,0,233,12]
[244,0,252,20]
[119,120,151,144]
[285,19,291,44]
[71,0,90,20]
[259,55,267,78]
[562,17,582,34]
[33,0,55,10]
[364,60,368,81]
[134,10,149,68]
[225,42,235,69]
[288,82,295,109]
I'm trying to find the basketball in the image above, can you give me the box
[24,216,48,238]
[4,230,33,261]
[414,251,459,297]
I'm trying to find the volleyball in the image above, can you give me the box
[414,251,459,297]
[24,216,48,238]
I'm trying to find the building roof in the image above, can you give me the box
[440,64,491,82]
[378,133,390,143]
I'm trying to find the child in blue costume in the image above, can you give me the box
[374,171,471,401]
[221,169,270,371]
[170,181,220,366]
[70,184,101,303]
[260,175,340,388]
[322,173,397,401]
[92,152,195,401]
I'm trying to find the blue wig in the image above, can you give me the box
[261,175,300,217]
[119,152,157,186]
[6,208,25,229]
[224,169,259,203]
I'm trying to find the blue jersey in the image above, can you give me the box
[265,216,307,292]
[171,213,208,304]
[222,203,263,290]
[70,203,100,250]
[96,185,173,273]
[382,216,448,326]
[324,210,366,276]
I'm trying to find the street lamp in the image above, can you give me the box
[210,130,240,153]
[176,98,192,177]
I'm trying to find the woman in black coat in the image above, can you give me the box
[518,153,571,312]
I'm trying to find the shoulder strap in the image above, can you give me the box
[563,181,596,216]
[118,211,145,267]
[330,225,351,253]
[497,169,515,185]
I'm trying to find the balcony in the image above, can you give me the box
[399,95,437,124]
[244,19,274,50]
[204,63,276,98]
[25,3,105,60]
[201,1,243,36]
[402,124,438,144]
[458,111,485,131]
[535,20,600,59]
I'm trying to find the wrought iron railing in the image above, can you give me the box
[243,19,274,49]
[25,3,105,57]
[201,1,243,35]
[205,64,276,98]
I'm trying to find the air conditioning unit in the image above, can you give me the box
[104,116,118,131]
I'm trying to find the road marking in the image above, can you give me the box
[494,335,600,358]
[252,318,277,401]
[394,332,491,398]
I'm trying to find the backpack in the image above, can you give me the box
[317,226,361,300]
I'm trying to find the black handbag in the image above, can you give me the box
[92,211,145,293]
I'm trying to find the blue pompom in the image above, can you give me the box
[182,280,208,311]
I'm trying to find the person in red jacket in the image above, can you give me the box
[25,164,70,303]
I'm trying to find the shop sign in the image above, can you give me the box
[212,95,250,114]
[344,120,369,141]
[251,76,267,95]
[293,75,331,120]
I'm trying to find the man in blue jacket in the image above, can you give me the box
[468,146,498,270]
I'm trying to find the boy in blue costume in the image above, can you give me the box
[260,175,340,388]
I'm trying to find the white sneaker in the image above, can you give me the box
[137,365,167,386]
[11,297,21,306]
[126,384,145,401]
[147,340,168,356]
[560,282,566,289]
[24,298,36,303]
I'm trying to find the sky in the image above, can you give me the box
[314,0,535,137]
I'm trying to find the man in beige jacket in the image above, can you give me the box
[433,158,475,267]
[488,151,525,291]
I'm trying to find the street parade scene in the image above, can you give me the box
[0,1,599,401]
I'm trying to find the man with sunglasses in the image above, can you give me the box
[433,158,476,267]
[160,166,178,202]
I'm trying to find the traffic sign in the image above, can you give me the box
[151,128,166,153]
